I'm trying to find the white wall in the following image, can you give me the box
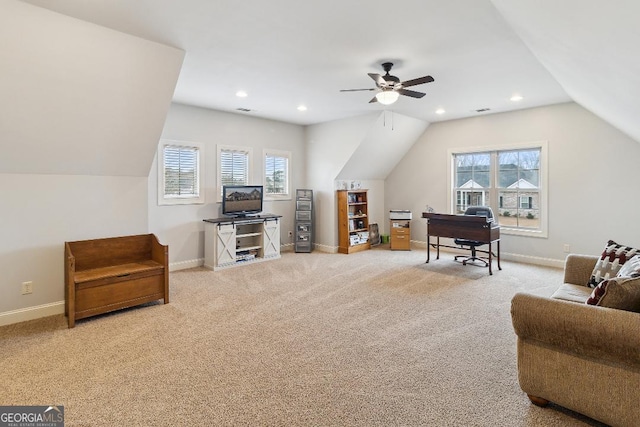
[305,114,379,250]
[0,1,181,325]
[359,180,386,236]
[148,104,306,267]
[385,102,640,264]
[338,112,429,181]
[306,112,428,249]
[0,174,148,324]
[0,0,183,177]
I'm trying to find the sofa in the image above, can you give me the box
[511,252,640,427]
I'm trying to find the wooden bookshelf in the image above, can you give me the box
[337,189,370,254]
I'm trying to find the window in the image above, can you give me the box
[519,196,532,209]
[450,142,547,237]
[453,152,490,213]
[264,150,291,199]
[158,140,204,205]
[217,145,252,201]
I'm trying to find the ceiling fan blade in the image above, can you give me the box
[400,75,434,88]
[397,88,426,98]
[339,88,376,92]
[368,96,378,104]
[368,73,387,88]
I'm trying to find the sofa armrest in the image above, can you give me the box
[511,292,640,367]
[563,254,598,286]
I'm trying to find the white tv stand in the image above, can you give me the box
[203,215,281,270]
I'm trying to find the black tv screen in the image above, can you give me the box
[222,185,263,217]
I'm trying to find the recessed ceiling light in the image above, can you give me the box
[297,105,307,111]
[510,94,523,102]
[236,90,248,98]
[435,108,446,115]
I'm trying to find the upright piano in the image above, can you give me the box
[422,212,501,275]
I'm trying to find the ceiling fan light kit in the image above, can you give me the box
[341,62,434,105]
[375,90,400,105]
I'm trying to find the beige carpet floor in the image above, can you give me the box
[1,246,607,426]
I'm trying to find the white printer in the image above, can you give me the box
[389,210,412,220]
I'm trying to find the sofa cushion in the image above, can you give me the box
[551,283,593,303]
[587,240,639,288]
[586,276,640,312]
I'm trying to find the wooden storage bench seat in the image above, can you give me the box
[65,234,169,328]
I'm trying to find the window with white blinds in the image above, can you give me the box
[217,145,253,201]
[264,150,290,199]
[220,150,249,186]
[158,140,204,205]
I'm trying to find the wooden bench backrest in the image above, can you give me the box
[67,234,156,271]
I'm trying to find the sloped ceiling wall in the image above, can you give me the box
[0,1,184,176]
[336,112,429,180]
[491,0,640,143]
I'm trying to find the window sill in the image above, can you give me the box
[264,195,292,202]
[159,197,205,206]
[500,227,547,238]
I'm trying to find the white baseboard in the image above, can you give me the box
[169,258,204,272]
[0,301,65,327]
[284,243,336,253]
[281,243,295,252]
[284,243,337,253]
[413,240,564,269]
[410,240,427,249]
[313,243,338,253]
[500,252,564,269]
[1,259,205,327]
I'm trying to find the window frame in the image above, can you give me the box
[216,144,253,202]
[157,140,204,206]
[447,141,548,238]
[263,149,291,201]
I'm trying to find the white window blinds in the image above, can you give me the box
[163,145,199,198]
[220,149,249,186]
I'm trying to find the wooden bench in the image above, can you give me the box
[65,234,169,328]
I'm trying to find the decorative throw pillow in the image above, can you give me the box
[586,279,611,305]
[587,240,639,288]
[585,276,640,313]
[616,255,640,278]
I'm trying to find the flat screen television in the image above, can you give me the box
[222,185,263,217]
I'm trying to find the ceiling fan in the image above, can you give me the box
[340,62,434,105]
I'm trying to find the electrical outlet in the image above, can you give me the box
[21,281,33,295]
[563,244,571,253]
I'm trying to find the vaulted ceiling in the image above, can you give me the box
[14,0,640,143]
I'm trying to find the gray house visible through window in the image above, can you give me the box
[451,144,546,236]
[217,145,252,201]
